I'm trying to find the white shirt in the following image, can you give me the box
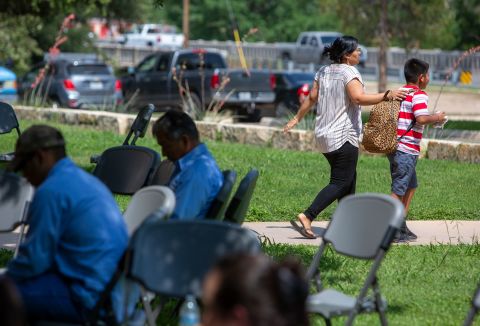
[314,64,363,153]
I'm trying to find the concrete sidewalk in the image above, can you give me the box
[1,220,480,251]
[243,220,480,246]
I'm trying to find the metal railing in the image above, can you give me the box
[96,40,480,86]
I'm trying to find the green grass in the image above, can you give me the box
[1,120,479,221]
[1,244,478,326]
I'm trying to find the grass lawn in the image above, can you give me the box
[1,243,478,326]
[1,120,479,221]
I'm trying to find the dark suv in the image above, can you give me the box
[18,54,122,109]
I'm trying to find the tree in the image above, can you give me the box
[452,0,480,49]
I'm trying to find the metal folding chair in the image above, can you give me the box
[0,102,21,162]
[148,159,176,186]
[463,282,480,326]
[306,193,404,326]
[0,171,34,256]
[224,169,259,225]
[205,170,237,220]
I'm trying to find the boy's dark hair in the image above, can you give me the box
[152,110,199,142]
[323,35,359,63]
[404,58,429,83]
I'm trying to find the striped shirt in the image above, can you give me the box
[314,64,363,153]
[397,85,430,155]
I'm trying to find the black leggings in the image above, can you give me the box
[304,141,358,221]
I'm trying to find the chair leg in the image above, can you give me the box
[372,278,388,326]
[323,317,332,326]
[463,307,478,326]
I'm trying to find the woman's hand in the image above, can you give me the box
[283,116,299,133]
[388,88,408,101]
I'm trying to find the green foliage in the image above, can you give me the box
[452,0,480,49]
[266,244,480,325]
[1,120,479,220]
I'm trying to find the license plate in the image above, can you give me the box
[90,82,103,90]
[238,92,251,101]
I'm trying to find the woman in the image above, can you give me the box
[202,254,309,326]
[284,36,406,239]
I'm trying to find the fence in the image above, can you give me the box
[96,40,480,86]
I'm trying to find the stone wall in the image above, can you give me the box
[14,106,480,164]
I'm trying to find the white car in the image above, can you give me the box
[119,24,184,49]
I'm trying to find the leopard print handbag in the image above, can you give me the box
[361,99,401,154]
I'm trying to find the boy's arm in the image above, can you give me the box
[416,111,446,125]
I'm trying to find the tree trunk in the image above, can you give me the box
[378,0,388,92]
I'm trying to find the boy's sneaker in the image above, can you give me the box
[393,230,410,243]
[404,225,417,240]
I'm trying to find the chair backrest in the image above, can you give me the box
[123,185,176,236]
[93,145,160,195]
[464,283,480,326]
[148,159,176,186]
[0,171,34,256]
[224,169,259,224]
[323,193,404,259]
[0,102,20,136]
[205,170,237,220]
[123,104,155,146]
[128,220,262,298]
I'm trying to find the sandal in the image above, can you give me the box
[290,220,317,239]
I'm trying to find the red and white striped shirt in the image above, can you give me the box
[397,85,430,155]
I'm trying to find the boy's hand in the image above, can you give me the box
[435,111,447,123]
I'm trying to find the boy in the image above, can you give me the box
[388,58,446,242]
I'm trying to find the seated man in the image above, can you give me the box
[6,125,128,323]
[152,110,223,220]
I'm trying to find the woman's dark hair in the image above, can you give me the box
[211,254,309,326]
[323,36,359,63]
[404,58,429,83]
[152,110,199,141]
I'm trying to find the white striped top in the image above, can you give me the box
[314,64,363,153]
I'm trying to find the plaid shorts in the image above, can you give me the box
[387,150,418,196]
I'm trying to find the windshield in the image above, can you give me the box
[67,64,111,75]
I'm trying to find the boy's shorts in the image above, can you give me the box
[387,150,418,196]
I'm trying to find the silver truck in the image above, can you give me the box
[277,31,367,67]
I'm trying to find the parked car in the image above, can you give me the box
[273,70,315,117]
[121,49,276,120]
[0,66,18,104]
[118,23,184,49]
[277,31,368,67]
[18,53,122,109]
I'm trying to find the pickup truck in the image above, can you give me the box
[118,24,184,49]
[277,31,367,67]
[121,49,276,120]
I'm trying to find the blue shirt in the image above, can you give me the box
[7,157,128,313]
[168,143,223,220]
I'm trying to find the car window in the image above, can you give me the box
[300,36,308,45]
[320,36,339,45]
[204,54,225,69]
[137,55,158,73]
[310,37,318,47]
[177,53,199,71]
[67,64,111,75]
[156,54,171,72]
[287,73,315,84]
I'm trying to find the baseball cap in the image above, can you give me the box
[9,125,66,172]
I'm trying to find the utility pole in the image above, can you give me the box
[378,0,388,92]
[183,0,189,48]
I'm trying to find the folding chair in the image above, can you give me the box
[123,185,175,236]
[463,282,480,326]
[90,104,156,164]
[205,170,237,220]
[126,219,262,326]
[306,193,404,326]
[224,169,259,225]
[148,159,176,186]
[0,102,21,162]
[0,171,34,257]
[93,145,160,195]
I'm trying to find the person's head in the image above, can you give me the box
[323,35,361,66]
[152,110,200,161]
[9,125,66,186]
[404,58,430,89]
[202,254,309,326]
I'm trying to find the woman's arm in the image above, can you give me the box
[346,79,407,105]
[283,80,319,133]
